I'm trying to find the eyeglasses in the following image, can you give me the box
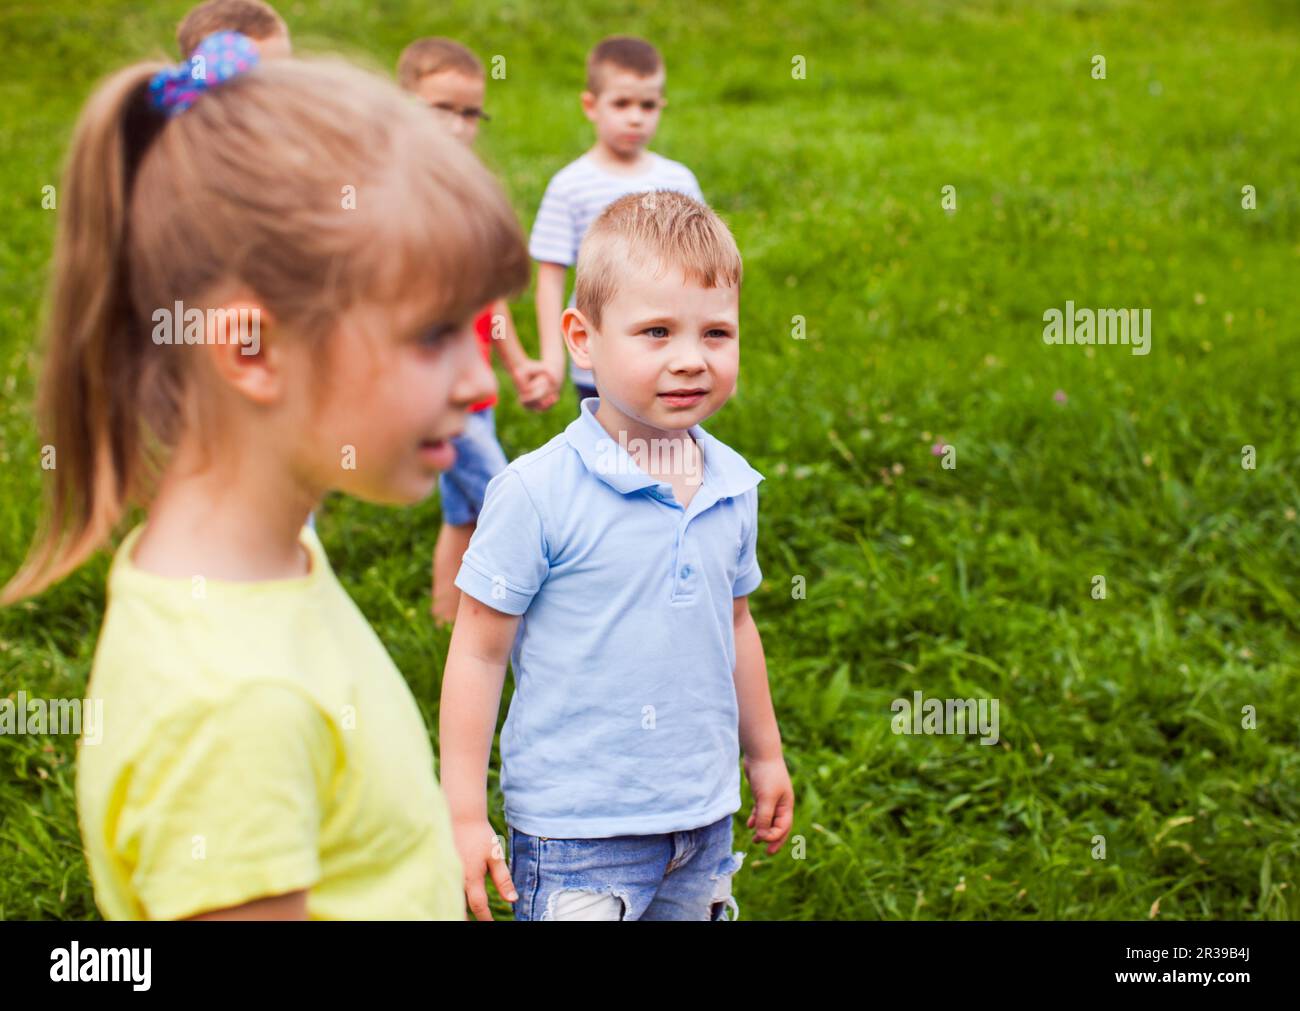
[428,101,491,124]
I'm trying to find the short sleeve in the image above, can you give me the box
[733,486,762,597]
[682,167,706,204]
[529,174,579,266]
[454,469,550,615]
[117,682,338,920]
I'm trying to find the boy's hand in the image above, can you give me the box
[452,817,517,921]
[516,358,564,413]
[742,755,794,855]
[532,369,561,411]
[537,357,566,410]
[510,360,559,411]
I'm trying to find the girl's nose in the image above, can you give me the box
[452,321,497,408]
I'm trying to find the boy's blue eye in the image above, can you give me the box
[643,326,670,338]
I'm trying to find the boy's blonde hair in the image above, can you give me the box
[575,191,741,329]
[2,56,529,603]
[177,0,287,57]
[397,37,484,92]
[586,36,663,95]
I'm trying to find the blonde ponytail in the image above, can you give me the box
[2,64,169,603]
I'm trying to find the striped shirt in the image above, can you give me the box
[529,152,705,385]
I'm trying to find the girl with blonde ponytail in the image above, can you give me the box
[4,32,529,919]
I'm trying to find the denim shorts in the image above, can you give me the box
[507,814,744,921]
[438,407,508,526]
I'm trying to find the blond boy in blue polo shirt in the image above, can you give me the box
[440,191,793,921]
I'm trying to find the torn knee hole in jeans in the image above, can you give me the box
[709,851,746,921]
[546,887,630,921]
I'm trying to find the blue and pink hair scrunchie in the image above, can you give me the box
[149,31,260,117]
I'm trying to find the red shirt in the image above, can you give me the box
[469,308,497,412]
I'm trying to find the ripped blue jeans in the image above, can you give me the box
[508,814,744,921]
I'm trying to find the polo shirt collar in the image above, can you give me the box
[565,396,763,500]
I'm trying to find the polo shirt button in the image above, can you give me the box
[680,565,691,579]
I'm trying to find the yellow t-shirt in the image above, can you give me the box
[76,524,464,920]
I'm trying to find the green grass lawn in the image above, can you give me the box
[1,0,1297,920]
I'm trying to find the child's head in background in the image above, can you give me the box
[563,191,742,435]
[1,42,528,602]
[397,37,488,146]
[177,0,291,58]
[582,36,667,161]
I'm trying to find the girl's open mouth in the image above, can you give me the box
[418,438,457,469]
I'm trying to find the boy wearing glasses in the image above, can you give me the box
[397,37,559,625]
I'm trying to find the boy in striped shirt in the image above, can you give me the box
[397,37,555,624]
[531,36,705,412]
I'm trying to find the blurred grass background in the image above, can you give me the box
[1,0,1297,919]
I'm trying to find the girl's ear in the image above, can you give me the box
[204,300,283,405]
[562,307,595,371]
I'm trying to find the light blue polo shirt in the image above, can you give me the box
[454,397,764,839]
